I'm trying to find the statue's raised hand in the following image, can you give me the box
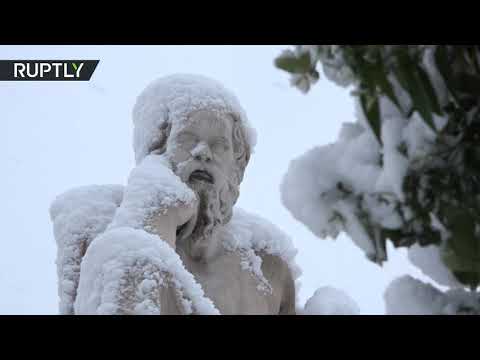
[144,193,199,248]
[108,154,198,248]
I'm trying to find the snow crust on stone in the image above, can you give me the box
[385,275,480,315]
[301,287,360,315]
[72,154,218,314]
[74,227,219,315]
[49,184,124,314]
[132,74,257,164]
[51,185,301,314]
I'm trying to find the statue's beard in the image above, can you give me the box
[172,159,239,260]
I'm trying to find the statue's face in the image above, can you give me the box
[160,110,240,254]
[166,109,236,189]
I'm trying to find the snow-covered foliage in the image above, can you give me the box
[275,46,355,93]
[301,287,360,315]
[277,45,480,314]
[132,74,257,164]
[385,275,480,315]
[281,98,445,262]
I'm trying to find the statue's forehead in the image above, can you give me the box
[188,109,233,125]
[171,108,234,134]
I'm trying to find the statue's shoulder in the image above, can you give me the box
[50,184,124,244]
[49,184,124,314]
[221,207,302,281]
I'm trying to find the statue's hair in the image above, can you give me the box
[231,115,251,184]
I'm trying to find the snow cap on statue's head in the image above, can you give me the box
[132,74,257,168]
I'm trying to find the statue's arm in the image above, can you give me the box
[279,264,296,315]
[100,254,184,315]
[72,155,216,315]
[74,227,185,315]
[74,226,219,315]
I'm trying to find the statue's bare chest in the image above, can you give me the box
[177,247,282,315]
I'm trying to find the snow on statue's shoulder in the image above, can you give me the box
[221,207,302,288]
[49,184,124,314]
[50,184,124,224]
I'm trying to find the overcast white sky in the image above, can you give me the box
[0,45,431,314]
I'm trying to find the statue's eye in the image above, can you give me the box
[211,138,229,153]
[176,133,197,148]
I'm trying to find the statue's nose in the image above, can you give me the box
[191,142,212,163]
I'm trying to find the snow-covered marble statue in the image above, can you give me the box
[50,74,304,315]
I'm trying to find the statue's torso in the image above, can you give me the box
[174,240,291,315]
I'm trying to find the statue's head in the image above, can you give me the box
[132,74,256,254]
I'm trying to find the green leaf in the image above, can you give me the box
[297,52,313,72]
[415,63,443,115]
[376,71,402,110]
[443,249,480,289]
[275,54,300,74]
[351,49,402,115]
[393,50,437,131]
[275,51,312,74]
[456,73,480,95]
[372,54,403,111]
[434,46,460,103]
[360,93,382,145]
[441,206,480,289]
[466,46,480,73]
[453,272,480,291]
[449,213,478,260]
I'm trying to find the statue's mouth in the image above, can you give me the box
[189,169,214,184]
